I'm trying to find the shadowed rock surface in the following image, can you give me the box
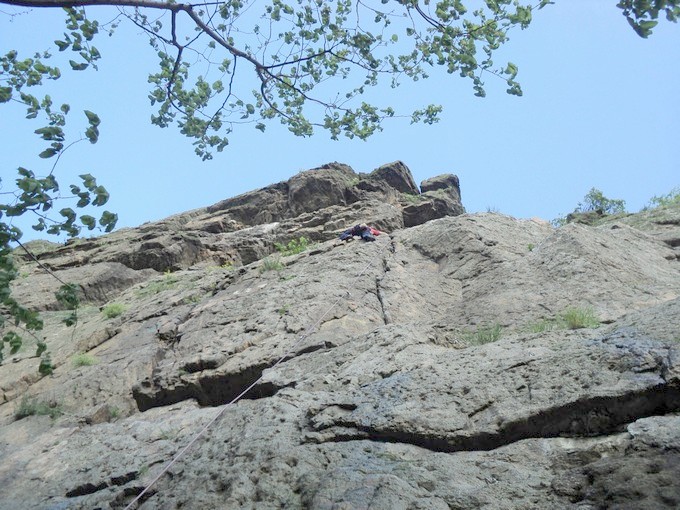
[1,162,679,510]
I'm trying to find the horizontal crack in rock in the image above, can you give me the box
[311,383,680,453]
[133,343,327,411]
[65,471,138,498]
[65,481,108,498]
[133,361,279,411]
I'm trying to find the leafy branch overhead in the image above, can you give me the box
[2,0,558,161]
[617,0,680,38]
[1,5,115,373]
[2,1,677,160]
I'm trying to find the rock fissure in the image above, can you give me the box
[133,360,279,411]
[133,341,334,411]
[65,471,138,499]
[375,277,391,326]
[65,480,108,498]
[310,383,680,454]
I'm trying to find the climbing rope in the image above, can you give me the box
[124,235,394,509]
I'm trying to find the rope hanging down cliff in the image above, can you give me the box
[124,235,393,509]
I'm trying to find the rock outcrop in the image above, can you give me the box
[15,161,463,273]
[1,162,679,510]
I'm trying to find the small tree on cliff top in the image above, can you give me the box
[0,0,678,373]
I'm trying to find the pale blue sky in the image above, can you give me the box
[1,1,679,242]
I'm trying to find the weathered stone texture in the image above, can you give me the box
[1,162,679,510]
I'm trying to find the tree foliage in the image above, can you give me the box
[617,0,680,38]
[0,0,677,373]
[576,188,627,215]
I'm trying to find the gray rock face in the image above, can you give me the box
[1,163,680,510]
[22,161,463,274]
[369,161,419,194]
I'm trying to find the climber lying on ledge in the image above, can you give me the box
[339,224,382,242]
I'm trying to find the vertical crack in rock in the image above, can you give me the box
[375,278,390,326]
[375,256,391,325]
[388,234,397,255]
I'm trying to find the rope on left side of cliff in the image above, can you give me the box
[123,236,394,510]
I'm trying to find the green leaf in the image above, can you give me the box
[59,207,76,222]
[34,126,65,142]
[638,19,659,37]
[84,110,100,126]
[69,60,88,71]
[38,356,53,375]
[85,126,99,143]
[80,215,96,229]
[38,148,58,159]
[55,283,79,310]
[92,186,109,206]
[63,312,78,327]
[80,173,97,190]
[99,211,118,232]
[36,341,47,357]
[0,87,12,103]
[76,193,91,208]
[4,332,22,355]
[504,62,518,79]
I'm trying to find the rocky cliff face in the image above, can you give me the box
[1,162,679,510]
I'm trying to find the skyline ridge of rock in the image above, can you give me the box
[1,161,679,509]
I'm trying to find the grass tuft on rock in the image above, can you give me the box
[102,302,125,318]
[561,307,600,330]
[463,323,503,346]
[274,237,310,257]
[72,352,99,367]
[15,397,63,420]
[260,257,284,273]
[136,272,179,297]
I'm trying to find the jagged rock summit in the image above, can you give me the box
[1,162,679,510]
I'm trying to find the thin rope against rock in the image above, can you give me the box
[124,237,392,509]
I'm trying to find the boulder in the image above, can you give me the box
[369,161,420,194]
[287,163,356,217]
[421,173,461,196]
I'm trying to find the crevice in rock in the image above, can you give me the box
[375,277,390,326]
[65,481,109,498]
[310,383,680,454]
[374,255,391,325]
[282,342,329,359]
[110,472,138,486]
[113,486,157,508]
[65,471,138,499]
[133,341,327,411]
[387,234,397,254]
[133,361,279,411]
